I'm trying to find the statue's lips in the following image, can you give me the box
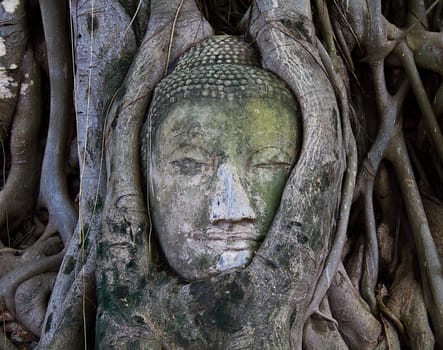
[190,228,261,242]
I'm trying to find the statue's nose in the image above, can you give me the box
[209,164,256,224]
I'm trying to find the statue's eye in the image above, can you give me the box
[168,145,212,175]
[250,147,293,171]
[170,158,206,175]
[252,161,292,170]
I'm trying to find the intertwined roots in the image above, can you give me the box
[1,0,443,349]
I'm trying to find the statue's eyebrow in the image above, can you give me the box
[171,121,204,139]
[166,143,210,159]
[249,146,293,162]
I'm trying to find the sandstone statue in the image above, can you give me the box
[0,1,442,349]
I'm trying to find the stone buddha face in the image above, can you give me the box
[149,96,300,281]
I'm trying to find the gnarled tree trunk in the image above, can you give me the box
[0,0,442,349]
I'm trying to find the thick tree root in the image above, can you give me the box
[39,0,139,347]
[306,37,357,319]
[423,193,443,264]
[0,236,62,279]
[328,263,383,349]
[15,273,56,337]
[0,0,436,348]
[38,0,77,244]
[0,0,27,148]
[0,243,63,317]
[303,297,348,349]
[385,229,435,349]
[374,164,400,276]
[386,130,443,344]
[97,1,213,347]
[0,49,42,245]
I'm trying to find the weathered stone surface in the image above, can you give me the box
[149,97,300,280]
[141,35,301,281]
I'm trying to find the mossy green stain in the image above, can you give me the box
[280,18,310,41]
[96,241,108,260]
[95,317,120,349]
[226,281,244,305]
[193,280,245,333]
[63,255,75,274]
[97,273,113,312]
[212,284,244,333]
[112,268,120,286]
[198,254,215,270]
[86,13,98,33]
[125,259,137,269]
[114,285,129,299]
[107,219,131,237]
[44,313,53,333]
[169,312,191,346]
[175,331,190,346]
[104,55,133,101]
[243,99,300,232]
[127,339,141,348]
[214,301,238,332]
[87,196,103,213]
[136,276,148,291]
[81,223,90,251]
[277,247,292,269]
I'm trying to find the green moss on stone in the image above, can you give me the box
[104,55,133,101]
[63,255,75,274]
[87,196,103,213]
[80,224,90,251]
[44,313,53,333]
[86,13,99,33]
[114,285,129,299]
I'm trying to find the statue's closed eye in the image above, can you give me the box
[252,161,292,170]
[249,147,293,171]
[170,158,207,175]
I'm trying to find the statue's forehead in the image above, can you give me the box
[157,98,299,150]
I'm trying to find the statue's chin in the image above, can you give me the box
[215,250,252,272]
[168,248,254,281]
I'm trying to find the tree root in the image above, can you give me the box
[423,192,443,264]
[0,48,42,245]
[374,163,400,276]
[37,0,139,347]
[345,235,365,289]
[97,1,213,347]
[328,263,383,349]
[385,225,435,349]
[0,243,63,318]
[15,272,57,337]
[38,0,77,244]
[248,7,345,346]
[38,251,96,350]
[0,0,27,148]
[386,128,443,345]
[306,37,357,319]
[0,236,62,279]
[303,297,348,350]
[396,41,443,165]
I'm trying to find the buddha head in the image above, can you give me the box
[141,36,302,281]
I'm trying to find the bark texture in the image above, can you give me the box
[0,0,442,349]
